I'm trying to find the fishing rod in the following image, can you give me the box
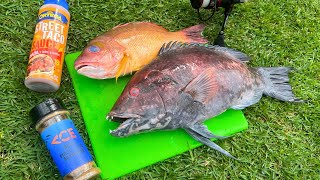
[190,0,247,47]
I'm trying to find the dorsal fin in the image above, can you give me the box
[212,46,251,63]
[158,41,250,63]
[158,41,187,55]
[158,41,208,55]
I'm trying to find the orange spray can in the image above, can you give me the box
[25,0,70,92]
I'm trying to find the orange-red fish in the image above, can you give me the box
[74,22,208,79]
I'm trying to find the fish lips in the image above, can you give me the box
[109,118,139,137]
[75,64,108,79]
[107,112,142,123]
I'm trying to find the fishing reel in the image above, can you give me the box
[190,0,247,47]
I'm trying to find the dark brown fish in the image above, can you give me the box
[107,42,302,159]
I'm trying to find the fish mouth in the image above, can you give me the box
[75,64,108,79]
[107,112,144,137]
[106,112,142,137]
[74,61,89,71]
[75,64,88,70]
[109,118,139,137]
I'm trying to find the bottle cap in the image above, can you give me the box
[44,0,69,10]
[30,98,66,124]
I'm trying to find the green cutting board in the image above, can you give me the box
[65,52,248,180]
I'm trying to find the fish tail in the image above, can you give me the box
[257,67,303,102]
[180,24,208,44]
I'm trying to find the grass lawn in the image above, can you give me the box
[1,0,319,179]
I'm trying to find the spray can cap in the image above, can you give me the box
[44,0,69,10]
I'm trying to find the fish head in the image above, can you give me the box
[74,39,125,79]
[107,70,176,137]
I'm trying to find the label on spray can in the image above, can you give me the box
[26,6,70,87]
[40,119,93,176]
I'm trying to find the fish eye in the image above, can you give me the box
[129,87,140,97]
[88,45,100,53]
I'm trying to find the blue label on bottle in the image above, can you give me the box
[38,10,69,24]
[40,119,93,177]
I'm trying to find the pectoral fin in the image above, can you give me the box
[115,53,131,80]
[185,128,237,160]
[182,68,218,104]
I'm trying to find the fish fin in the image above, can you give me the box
[158,42,250,63]
[115,53,131,80]
[158,41,209,55]
[189,123,229,140]
[212,46,251,63]
[180,24,208,44]
[182,68,218,104]
[158,41,184,55]
[185,128,237,160]
[257,67,304,102]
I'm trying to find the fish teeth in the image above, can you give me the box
[106,115,114,121]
